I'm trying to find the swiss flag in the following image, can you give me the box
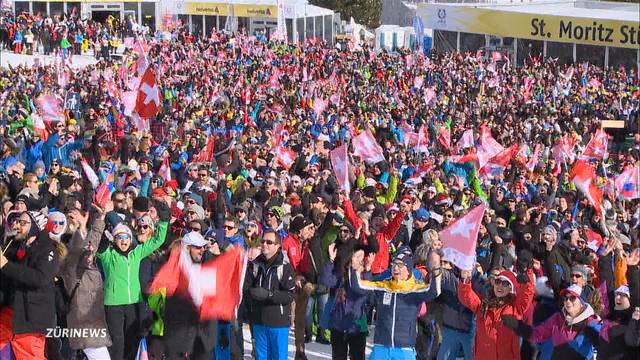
[330,144,350,194]
[135,67,162,119]
[149,246,247,321]
[440,203,486,271]
[615,165,639,200]
[580,129,609,160]
[352,129,385,164]
[275,146,297,170]
[570,160,603,215]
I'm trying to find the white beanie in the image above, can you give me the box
[112,223,133,240]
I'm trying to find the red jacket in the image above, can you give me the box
[281,233,303,274]
[370,211,405,274]
[458,270,535,360]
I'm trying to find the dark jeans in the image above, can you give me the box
[105,304,140,360]
[330,330,366,360]
[165,338,215,360]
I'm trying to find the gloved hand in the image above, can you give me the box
[219,328,229,350]
[250,287,272,301]
[501,314,519,330]
[153,200,172,222]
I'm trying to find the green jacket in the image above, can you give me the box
[98,221,168,306]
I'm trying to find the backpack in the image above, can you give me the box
[251,256,288,284]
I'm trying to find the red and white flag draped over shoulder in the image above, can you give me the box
[440,203,486,271]
[135,67,162,119]
[580,129,609,161]
[275,146,297,170]
[330,144,350,194]
[570,160,603,215]
[352,129,385,164]
[149,246,247,321]
[615,165,640,200]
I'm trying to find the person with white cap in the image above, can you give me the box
[503,284,603,360]
[98,202,170,360]
[156,231,217,360]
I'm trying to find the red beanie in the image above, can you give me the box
[495,271,518,294]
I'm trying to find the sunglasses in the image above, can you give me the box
[52,220,65,226]
[14,219,31,226]
[185,199,196,205]
[444,214,454,219]
[339,228,350,233]
[564,295,578,302]
[115,234,131,240]
[494,279,512,287]
[224,225,236,230]
[190,245,205,250]
[571,273,583,279]
[391,262,407,269]
[137,224,150,230]
[51,163,60,167]
[261,239,277,245]
[198,173,208,178]
[266,213,276,218]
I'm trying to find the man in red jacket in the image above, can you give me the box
[369,199,411,275]
[281,215,315,360]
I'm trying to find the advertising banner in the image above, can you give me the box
[418,4,639,49]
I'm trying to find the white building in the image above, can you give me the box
[10,0,340,44]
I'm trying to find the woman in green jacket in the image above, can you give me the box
[98,205,169,360]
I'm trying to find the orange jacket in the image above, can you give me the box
[458,270,535,360]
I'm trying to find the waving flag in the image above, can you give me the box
[80,158,100,189]
[275,146,297,170]
[580,129,609,160]
[570,160,603,214]
[437,124,451,149]
[455,129,475,153]
[193,137,216,163]
[526,144,541,172]
[158,156,171,182]
[95,164,116,208]
[135,67,162,119]
[35,94,65,123]
[480,145,518,179]
[424,88,436,105]
[615,166,639,200]
[352,129,385,164]
[440,203,486,271]
[330,144,350,194]
[149,246,247,321]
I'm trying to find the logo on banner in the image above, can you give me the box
[437,9,447,25]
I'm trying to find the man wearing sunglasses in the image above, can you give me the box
[160,231,217,360]
[244,230,296,360]
[0,210,57,360]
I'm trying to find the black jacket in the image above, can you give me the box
[0,232,59,334]
[244,251,295,328]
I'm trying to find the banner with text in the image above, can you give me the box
[418,4,639,49]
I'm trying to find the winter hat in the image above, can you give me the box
[46,211,67,241]
[184,192,204,207]
[414,208,430,221]
[614,285,630,298]
[112,223,134,240]
[289,215,312,234]
[34,160,45,172]
[185,204,205,220]
[392,245,414,270]
[495,271,518,294]
[543,225,558,239]
[560,284,583,299]
[570,264,589,279]
[182,231,208,247]
[267,206,284,221]
[26,211,47,238]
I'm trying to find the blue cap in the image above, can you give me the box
[414,208,430,221]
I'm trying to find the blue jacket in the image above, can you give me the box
[42,133,85,172]
[350,270,440,348]
[319,262,371,333]
[435,268,474,333]
[22,140,44,172]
